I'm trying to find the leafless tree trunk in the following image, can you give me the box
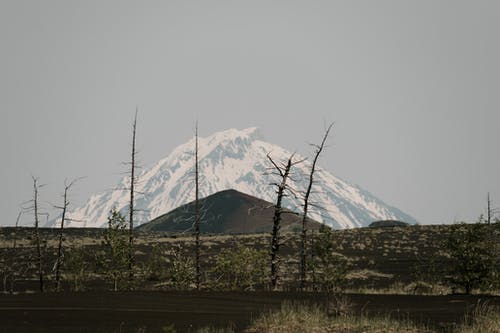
[487,192,491,224]
[128,110,138,283]
[267,153,303,290]
[54,178,80,292]
[300,123,333,291]
[310,233,317,290]
[194,122,201,290]
[32,177,44,293]
[54,184,68,291]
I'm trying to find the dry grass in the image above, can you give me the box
[346,269,394,280]
[195,326,236,333]
[347,281,452,295]
[245,301,433,333]
[456,301,500,333]
[245,302,329,333]
[325,316,433,333]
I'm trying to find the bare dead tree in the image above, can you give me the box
[31,176,44,293]
[485,193,499,224]
[299,122,333,291]
[267,153,304,290]
[194,121,201,290]
[487,192,491,225]
[53,178,82,291]
[128,110,138,283]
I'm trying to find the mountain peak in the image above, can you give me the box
[204,127,263,145]
[57,127,417,229]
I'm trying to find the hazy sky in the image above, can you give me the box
[2,0,499,227]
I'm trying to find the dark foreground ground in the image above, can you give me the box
[0,291,498,333]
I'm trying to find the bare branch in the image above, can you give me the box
[291,157,307,166]
[266,153,285,178]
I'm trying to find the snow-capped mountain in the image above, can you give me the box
[54,127,416,229]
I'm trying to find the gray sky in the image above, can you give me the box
[2,0,499,227]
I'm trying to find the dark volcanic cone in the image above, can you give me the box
[137,189,323,234]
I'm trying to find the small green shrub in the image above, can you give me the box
[64,245,91,291]
[311,226,350,292]
[209,244,267,290]
[444,222,497,294]
[143,243,168,281]
[167,245,195,290]
[95,209,130,291]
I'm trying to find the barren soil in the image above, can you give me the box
[0,291,498,332]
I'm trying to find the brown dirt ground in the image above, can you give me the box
[0,291,498,332]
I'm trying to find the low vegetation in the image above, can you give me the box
[184,300,500,333]
[457,303,500,333]
[244,301,500,333]
[444,221,499,294]
[1,217,499,332]
[246,302,432,333]
[209,244,268,291]
[0,220,498,294]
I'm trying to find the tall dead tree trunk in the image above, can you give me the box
[267,153,303,290]
[32,177,44,293]
[54,186,68,292]
[128,110,138,283]
[194,122,201,290]
[300,123,333,291]
[54,178,80,292]
[487,192,491,225]
[310,232,317,290]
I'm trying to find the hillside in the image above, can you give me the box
[137,189,323,234]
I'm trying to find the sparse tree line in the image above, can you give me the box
[0,216,350,293]
[1,215,498,294]
[1,115,499,295]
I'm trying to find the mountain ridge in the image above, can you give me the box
[51,127,417,229]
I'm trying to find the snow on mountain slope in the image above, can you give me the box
[55,127,416,229]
